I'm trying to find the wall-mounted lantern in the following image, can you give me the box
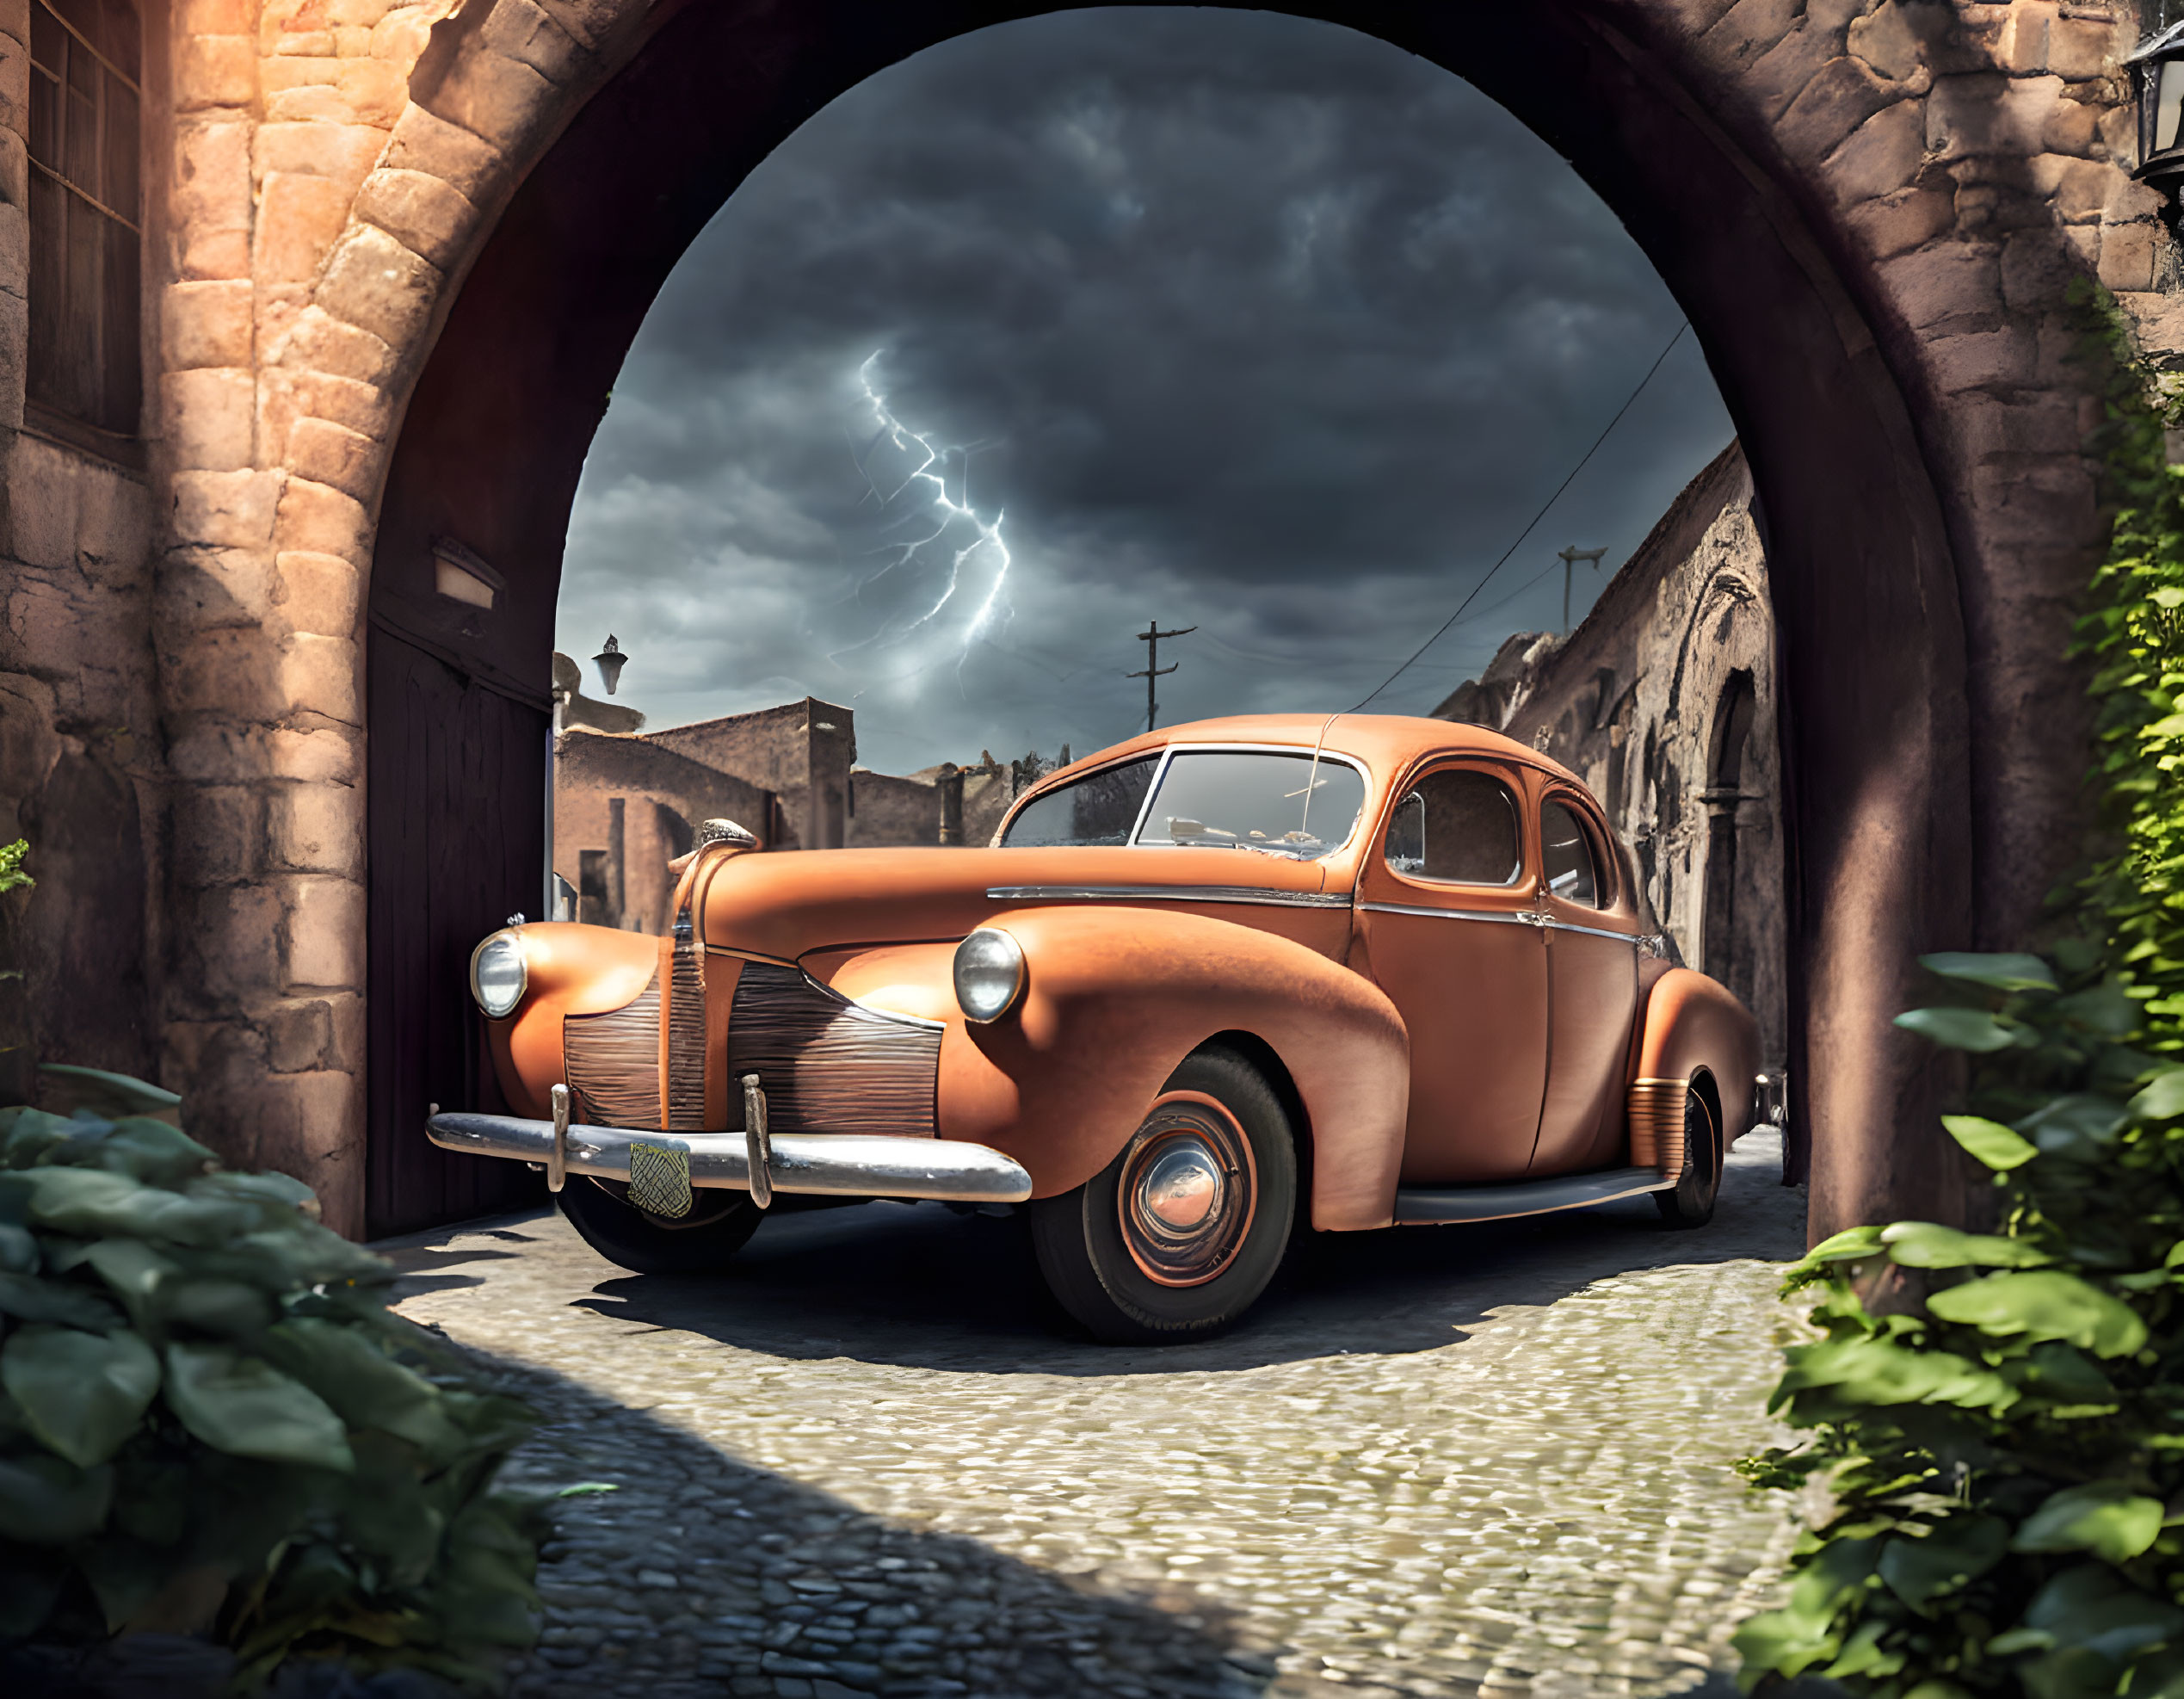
[593,635,629,695]
[2130,20,2184,188]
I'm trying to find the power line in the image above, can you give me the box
[1349,320,1690,714]
[1126,619,1197,732]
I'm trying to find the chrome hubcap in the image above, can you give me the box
[1118,1094,1255,1287]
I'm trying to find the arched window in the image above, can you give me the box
[1702,670,1758,985]
[28,0,141,453]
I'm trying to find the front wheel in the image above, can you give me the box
[1028,1047,1298,1344]
[1653,1080,1721,1229]
[558,1174,762,1275]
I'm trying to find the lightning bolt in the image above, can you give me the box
[839,353,1014,681]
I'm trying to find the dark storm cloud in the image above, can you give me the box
[558,7,1732,773]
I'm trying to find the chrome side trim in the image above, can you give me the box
[428,1111,1033,1203]
[1359,901,1533,927]
[1546,917,1641,944]
[988,884,1352,910]
[1392,1165,1674,1226]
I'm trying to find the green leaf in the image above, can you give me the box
[1786,1225,1886,1279]
[0,1450,112,1541]
[35,1065,181,1121]
[1944,1115,2039,1171]
[1878,1514,2008,1606]
[1,1325,160,1467]
[162,1343,354,1472]
[1774,1336,2017,1412]
[1919,951,2059,992]
[1881,1221,2052,1269]
[2019,1094,2129,1158]
[2013,1481,2166,1563]
[2129,1067,2184,1121]
[1896,1007,2028,1053]
[2025,1564,2184,1661]
[260,1319,462,1455]
[85,1119,218,1188]
[1926,1271,2150,1356]
[5,1168,254,1246]
[0,1267,121,1330]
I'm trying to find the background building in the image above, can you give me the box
[1436,442,1786,1066]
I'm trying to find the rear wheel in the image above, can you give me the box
[1654,1080,1721,1229]
[558,1175,762,1275]
[1029,1047,1297,1344]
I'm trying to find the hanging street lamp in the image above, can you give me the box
[593,634,630,696]
[2130,20,2184,191]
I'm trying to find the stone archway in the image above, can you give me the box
[151,1,2152,1238]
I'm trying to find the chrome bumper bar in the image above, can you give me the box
[425,1110,1033,1205]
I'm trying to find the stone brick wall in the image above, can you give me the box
[0,0,2172,1235]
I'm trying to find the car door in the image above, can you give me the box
[1529,790,1641,1174]
[1354,761,1549,1185]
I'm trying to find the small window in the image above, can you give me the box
[28,0,141,443]
[1384,768,1521,885]
[1541,798,1605,909]
[1002,756,1158,848]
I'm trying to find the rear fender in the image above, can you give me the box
[1630,967,1761,1149]
[812,906,1410,1230]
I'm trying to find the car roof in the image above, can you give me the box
[1039,713,1589,794]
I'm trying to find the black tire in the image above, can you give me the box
[1654,1079,1721,1229]
[558,1174,762,1275]
[1028,1046,1298,1344]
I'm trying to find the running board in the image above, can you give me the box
[1392,1165,1673,1226]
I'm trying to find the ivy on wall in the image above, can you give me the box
[1734,287,2184,1697]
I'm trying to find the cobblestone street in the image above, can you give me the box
[380,1133,1809,1699]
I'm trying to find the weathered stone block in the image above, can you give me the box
[261,56,342,92]
[481,0,587,84]
[1876,243,2002,334]
[179,0,254,34]
[1994,3,2059,76]
[313,223,444,355]
[279,631,361,723]
[171,120,253,275]
[334,24,371,54]
[2105,172,2165,226]
[267,83,360,126]
[271,306,396,387]
[2098,221,2158,293]
[265,997,334,1072]
[263,1069,364,1236]
[382,102,503,202]
[1848,0,1927,84]
[1969,456,2099,547]
[161,626,279,716]
[275,549,362,638]
[370,3,436,65]
[2040,94,2101,159]
[0,28,28,137]
[531,0,627,51]
[1824,99,1926,205]
[2001,227,2091,312]
[2046,16,2125,83]
[1922,325,2037,393]
[171,469,280,551]
[275,31,337,56]
[418,43,555,152]
[282,370,388,440]
[2028,152,2111,222]
[354,167,478,270]
[1699,0,1803,73]
[283,874,365,990]
[163,279,254,370]
[175,34,256,110]
[338,56,407,127]
[256,170,355,286]
[329,0,396,28]
[283,417,380,505]
[253,122,388,193]
[269,783,363,876]
[0,200,26,303]
[187,886,286,995]
[5,436,76,571]
[1928,71,2060,162]
[163,368,256,472]
[273,476,369,565]
[167,547,275,628]
[268,726,361,785]
[173,784,263,887]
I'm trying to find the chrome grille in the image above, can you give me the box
[725,963,940,1138]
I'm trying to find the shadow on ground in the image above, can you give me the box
[384,1131,1805,1379]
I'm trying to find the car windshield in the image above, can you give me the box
[999,756,1159,848]
[1136,750,1366,860]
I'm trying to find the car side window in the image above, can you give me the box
[1001,756,1158,847]
[1384,767,1521,885]
[1540,798,1605,908]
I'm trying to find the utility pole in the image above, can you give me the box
[1127,618,1196,733]
[1558,546,1607,635]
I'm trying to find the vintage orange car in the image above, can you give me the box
[429,714,1766,1343]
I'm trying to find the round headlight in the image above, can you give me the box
[470,930,528,1019]
[953,928,1025,1023]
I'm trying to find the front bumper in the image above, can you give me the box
[425,1110,1033,1204]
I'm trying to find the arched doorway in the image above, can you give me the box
[365,1,1971,1239]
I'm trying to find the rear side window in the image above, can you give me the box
[1541,798,1606,908]
[1001,757,1157,847]
[1385,768,1521,885]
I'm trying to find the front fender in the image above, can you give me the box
[1630,967,1761,1148]
[810,906,1410,1231]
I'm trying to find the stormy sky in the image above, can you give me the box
[556,7,1733,777]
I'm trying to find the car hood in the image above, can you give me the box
[698,843,1337,961]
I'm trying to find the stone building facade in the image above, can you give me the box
[1437,442,1788,1070]
[0,0,2174,1235]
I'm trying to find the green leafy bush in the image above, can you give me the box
[0,1074,546,1690]
[0,840,31,897]
[1732,288,2184,1696]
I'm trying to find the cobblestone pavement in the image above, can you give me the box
[379,1132,1811,1699]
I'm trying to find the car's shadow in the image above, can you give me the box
[565,1132,1806,1376]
